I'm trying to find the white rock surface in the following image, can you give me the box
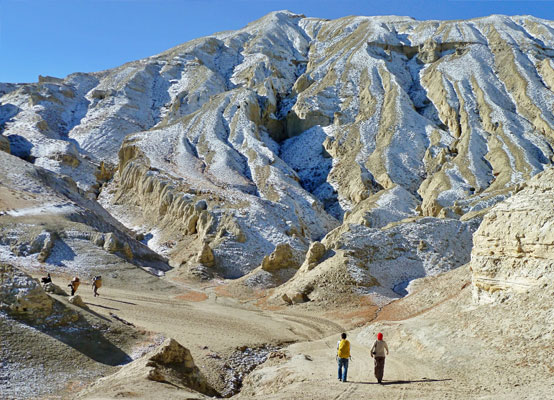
[2,11,554,289]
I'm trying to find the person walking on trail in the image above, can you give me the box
[92,275,102,297]
[370,332,389,384]
[337,332,351,382]
[68,276,80,296]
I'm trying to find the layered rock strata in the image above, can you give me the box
[0,150,171,281]
[470,167,554,303]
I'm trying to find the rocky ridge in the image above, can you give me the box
[77,338,219,399]
[2,11,554,300]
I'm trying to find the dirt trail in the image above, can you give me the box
[66,277,460,399]
[235,331,452,400]
[78,285,340,353]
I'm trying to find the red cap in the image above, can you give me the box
[377,332,383,340]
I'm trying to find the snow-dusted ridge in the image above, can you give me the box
[2,11,554,297]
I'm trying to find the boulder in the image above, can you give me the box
[91,233,105,247]
[301,241,326,271]
[112,338,219,396]
[291,292,309,304]
[103,232,133,259]
[103,232,120,253]
[44,282,68,296]
[0,264,53,319]
[216,214,246,243]
[34,231,56,262]
[281,293,293,305]
[68,295,88,309]
[261,243,299,272]
[194,200,207,212]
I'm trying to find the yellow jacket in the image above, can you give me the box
[337,339,350,359]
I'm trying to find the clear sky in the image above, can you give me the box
[1,0,554,83]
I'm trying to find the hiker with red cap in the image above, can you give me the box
[370,332,389,383]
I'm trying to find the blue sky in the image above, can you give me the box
[1,0,554,83]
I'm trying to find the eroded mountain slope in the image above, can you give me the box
[2,11,554,299]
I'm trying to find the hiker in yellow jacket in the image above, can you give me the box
[337,332,350,382]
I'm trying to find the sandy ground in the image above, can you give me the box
[47,265,552,400]
[55,275,347,397]
[237,335,451,400]
[56,274,458,399]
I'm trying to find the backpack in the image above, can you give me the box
[93,276,102,288]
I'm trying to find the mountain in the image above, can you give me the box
[2,10,554,400]
[2,10,554,301]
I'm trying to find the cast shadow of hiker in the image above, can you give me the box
[84,302,119,311]
[352,378,452,385]
[100,297,137,306]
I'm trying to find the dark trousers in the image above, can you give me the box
[374,356,385,382]
[337,357,349,381]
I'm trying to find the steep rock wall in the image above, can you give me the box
[471,167,554,303]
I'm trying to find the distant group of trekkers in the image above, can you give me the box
[41,273,102,297]
[337,332,389,383]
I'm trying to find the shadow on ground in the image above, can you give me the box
[17,298,133,366]
[352,378,452,385]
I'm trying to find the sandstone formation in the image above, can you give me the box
[300,241,326,271]
[470,167,554,303]
[230,242,304,289]
[196,242,215,267]
[68,294,88,308]
[144,338,217,395]
[0,150,171,284]
[261,243,300,272]
[346,171,554,397]
[275,216,476,304]
[78,338,218,399]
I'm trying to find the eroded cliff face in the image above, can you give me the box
[0,150,171,281]
[470,167,554,303]
[2,11,554,297]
